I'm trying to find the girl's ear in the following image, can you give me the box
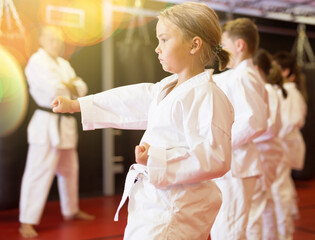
[190,36,202,54]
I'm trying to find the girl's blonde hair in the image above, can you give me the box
[159,2,229,71]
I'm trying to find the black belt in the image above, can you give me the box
[37,105,72,117]
[37,105,74,132]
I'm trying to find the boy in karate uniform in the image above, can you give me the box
[211,18,269,240]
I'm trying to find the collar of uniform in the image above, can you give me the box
[161,69,213,91]
[235,58,254,72]
[177,68,213,85]
[38,48,61,64]
[284,82,297,89]
[38,48,51,58]
[158,69,214,103]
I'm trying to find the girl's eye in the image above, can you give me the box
[161,39,167,43]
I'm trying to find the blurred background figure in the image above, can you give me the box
[211,18,269,240]
[251,48,285,240]
[19,25,94,238]
[273,52,307,172]
[272,51,307,240]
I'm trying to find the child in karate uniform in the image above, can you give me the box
[52,2,234,239]
[211,18,269,240]
[272,51,307,240]
[249,49,286,240]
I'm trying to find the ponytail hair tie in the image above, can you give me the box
[214,44,222,54]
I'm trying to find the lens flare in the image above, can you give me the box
[61,0,103,46]
[38,0,106,46]
[0,45,28,137]
[36,0,168,47]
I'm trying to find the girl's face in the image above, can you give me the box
[155,18,192,74]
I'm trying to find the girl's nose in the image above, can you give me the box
[155,45,160,54]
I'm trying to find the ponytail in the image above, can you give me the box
[281,87,288,99]
[268,63,288,99]
[216,48,230,71]
[253,48,287,98]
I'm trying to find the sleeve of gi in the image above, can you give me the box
[254,84,281,142]
[73,77,88,97]
[62,60,88,97]
[229,72,268,148]
[279,86,307,138]
[79,83,157,130]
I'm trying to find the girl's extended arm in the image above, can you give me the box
[51,96,81,113]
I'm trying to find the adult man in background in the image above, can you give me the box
[19,25,94,238]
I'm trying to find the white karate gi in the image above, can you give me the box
[79,70,234,240]
[271,82,307,240]
[279,82,307,170]
[211,59,268,240]
[19,48,88,224]
[247,84,283,240]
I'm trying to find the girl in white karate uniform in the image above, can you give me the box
[211,19,269,240]
[52,3,234,240]
[247,49,286,240]
[272,51,307,240]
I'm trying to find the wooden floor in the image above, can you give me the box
[1,178,315,240]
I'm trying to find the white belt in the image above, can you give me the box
[114,164,148,221]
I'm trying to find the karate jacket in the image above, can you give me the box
[79,70,234,185]
[254,84,283,188]
[78,70,234,239]
[278,82,307,169]
[213,59,269,178]
[25,48,88,149]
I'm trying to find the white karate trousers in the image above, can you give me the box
[123,177,222,240]
[211,176,257,240]
[246,177,267,240]
[289,177,299,220]
[271,162,294,240]
[247,156,280,240]
[262,190,278,240]
[261,159,280,240]
[19,144,79,224]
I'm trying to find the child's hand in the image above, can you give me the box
[135,142,150,166]
[51,96,80,113]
